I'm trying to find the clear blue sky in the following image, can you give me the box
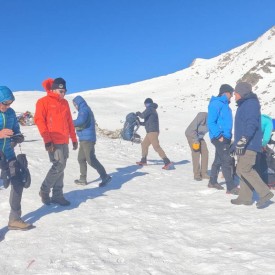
[1,0,274,93]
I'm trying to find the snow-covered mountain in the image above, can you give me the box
[74,25,275,114]
[1,26,275,275]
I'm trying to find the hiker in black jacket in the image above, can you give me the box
[136,98,173,170]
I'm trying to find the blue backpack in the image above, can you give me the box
[121,113,140,142]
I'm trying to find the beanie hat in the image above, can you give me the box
[218,84,234,96]
[144,98,153,104]
[0,86,15,102]
[235,82,252,98]
[51,78,66,90]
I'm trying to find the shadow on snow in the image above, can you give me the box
[0,164,147,241]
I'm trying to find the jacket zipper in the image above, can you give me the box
[1,112,7,151]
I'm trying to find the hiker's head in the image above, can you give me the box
[218,84,234,102]
[52,78,67,98]
[0,86,15,112]
[144,98,153,107]
[234,82,252,102]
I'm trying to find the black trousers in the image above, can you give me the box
[209,138,235,191]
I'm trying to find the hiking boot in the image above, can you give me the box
[202,174,210,180]
[136,157,147,166]
[39,190,51,205]
[51,196,71,206]
[99,175,112,187]
[231,198,253,206]
[256,192,274,209]
[194,177,202,181]
[162,162,175,170]
[136,161,147,166]
[226,187,239,195]
[208,182,224,190]
[8,219,33,230]
[74,179,88,185]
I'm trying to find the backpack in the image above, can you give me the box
[17,154,31,188]
[121,113,141,143]
[1,154,31,188]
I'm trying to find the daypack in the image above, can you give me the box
[15,153,31,188]
[1,153,31,189]
[121,112,141,143]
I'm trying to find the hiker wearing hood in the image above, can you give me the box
[136,98,173,169]
[34,78,78,206]
[72,95,111,187]
[0,86,32,230]
[231,82,273,208]
[207,84,239,195]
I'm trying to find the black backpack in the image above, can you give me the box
[0,153,31,189]
[13,154,31,188]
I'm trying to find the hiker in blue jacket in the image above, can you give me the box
[207,84,239,194]
[73,95,111,187]
[0,86,32,230]
[231,82,273,208]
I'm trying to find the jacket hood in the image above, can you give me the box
[147,102,158,109]
[209,94,229,104]
[0,86,15,102]
[73,95,87,108]
[42,78,54,92]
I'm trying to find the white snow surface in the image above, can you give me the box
[1,26,275,274]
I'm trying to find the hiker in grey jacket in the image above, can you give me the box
[185,112,209,181]
[136,98,173,169]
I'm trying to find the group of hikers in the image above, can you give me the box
[0,79,274,232]
[185,82,275,208]
[0,77,174,231]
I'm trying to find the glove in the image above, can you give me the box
[235,136,248,156]
[229,144,235,157]
[45,142,55,152]
[11,133,24,144]
[10,133,24,148]
[73,141,78,150]
[136,112,141,117]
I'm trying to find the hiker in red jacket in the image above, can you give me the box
[34,77,78,206]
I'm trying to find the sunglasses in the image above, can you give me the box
[1,100,14,106]
[57,89,66,94]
